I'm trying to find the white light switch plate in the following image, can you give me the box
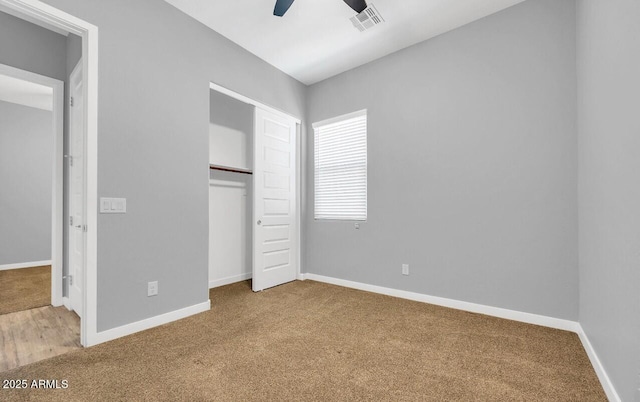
[100,197,127,213]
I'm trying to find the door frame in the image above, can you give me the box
[0,63,64,307]
[0,0,99,347]
[208,82,303,281]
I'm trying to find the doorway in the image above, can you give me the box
[0,0,99,349]
[0,64,63,306]
[0,62,80,371]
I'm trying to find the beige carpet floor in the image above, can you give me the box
[0,266,51,315]
[0,280,606,401]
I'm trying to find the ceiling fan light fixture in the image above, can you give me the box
[273,0,295,17]
[343,0,368,14]
[273,0,369,17]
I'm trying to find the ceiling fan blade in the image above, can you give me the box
[274,0,295,17]
[343,0,367,13]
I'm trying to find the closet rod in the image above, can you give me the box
[209,164,253,175]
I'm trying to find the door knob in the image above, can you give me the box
[257,220,262,225]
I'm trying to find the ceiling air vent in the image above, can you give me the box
[350,4,384,32]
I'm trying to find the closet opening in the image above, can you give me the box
[208,84,301,292]
[208,90,254,289]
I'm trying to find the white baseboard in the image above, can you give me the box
[300,273,620,399]
[209,272,252,289]
[0,260,52,271]
[87,300,211,347]
[576,325,622,402]
[302,273,579,332]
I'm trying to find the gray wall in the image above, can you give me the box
[0,101,53,265]
[41,0,306,331]
[0,11,67,81]
[305,0,578,320]
[577,0,640,400]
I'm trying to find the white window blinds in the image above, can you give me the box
[313,110,367,221]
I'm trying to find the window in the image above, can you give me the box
[313,110,367,221]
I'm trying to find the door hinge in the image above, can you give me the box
[69,216,74,226]
[69,275,73,286]
[70,96,74,107]
[69,155,74,166]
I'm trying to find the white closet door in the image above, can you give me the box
[252,108,297,292]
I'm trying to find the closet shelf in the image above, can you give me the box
[209,164,253,175]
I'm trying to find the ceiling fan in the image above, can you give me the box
[273,0,368,17]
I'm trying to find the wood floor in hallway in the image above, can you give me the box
[0,305,81,372]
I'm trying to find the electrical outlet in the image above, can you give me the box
[147,281,158,297]
[402,264,409,276]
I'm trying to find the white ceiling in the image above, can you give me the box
[0,74,53,111]
[164,0,524,85]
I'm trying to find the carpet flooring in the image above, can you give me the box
[0,280,606,401]
[0,266,51,315]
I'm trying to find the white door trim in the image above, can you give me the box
[209,83,302,282]
[0,63,63,307]
[0,0,100,347]
[296,122,303,279]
